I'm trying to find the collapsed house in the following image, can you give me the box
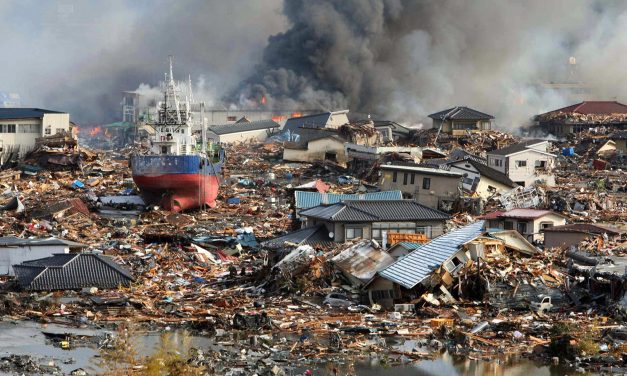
[447,158,518,199]
[481,208,567,242]
[542,223,624,249]
[207,119,280,144]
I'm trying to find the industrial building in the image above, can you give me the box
[0,108,72,162]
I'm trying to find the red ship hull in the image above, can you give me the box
[133,173,219,212]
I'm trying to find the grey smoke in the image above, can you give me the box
[231,0,627,128]
[2,0,627,129]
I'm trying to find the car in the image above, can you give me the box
[531,295,553,314]
[323,293,355,308]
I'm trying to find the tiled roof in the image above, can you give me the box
[261,225,334,249]
[428,106,494,121]
[295,190,403,210]
[13,253,134,291]
[209,119,279,135]
[499,208,564,220]
[487,139,548,156]
[542,223,622,235]
[379,221,485,289]
[300,200,450,222]
[0,108,64,120]
[540,101,627,116]
[380,164,463,178]
[0,236,86,248]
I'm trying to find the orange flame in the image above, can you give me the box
[291,112,302,118]
[260,96,267,105]
[89,126,102,136]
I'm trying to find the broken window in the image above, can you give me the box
[324,152,337,162]
[517,222,528,234]
[45,126,51,135]
[541,222,553,229]
[422,177,431,190]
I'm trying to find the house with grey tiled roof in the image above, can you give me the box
[299,200,449,245]
[428,106,494,135]
[13,253,134,291]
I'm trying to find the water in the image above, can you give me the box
[0,320,585,375]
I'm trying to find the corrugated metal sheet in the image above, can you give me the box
[379,221,485,289]
[295,190,402,210]
[330,240,394,284]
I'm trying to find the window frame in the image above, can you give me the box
[422,177,431,190]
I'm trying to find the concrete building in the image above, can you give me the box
[542,223,623,249]
[537,101,627,135]
[283,110,349,136]
[299,200,450,245]
[0,236,86,276]
[0,108,71,160]
[207,119,280,144]
[379,164,462,211]
[487,139,556,187]
[428,106,493,135]
[447,159,517,199]
[481,209,567,242]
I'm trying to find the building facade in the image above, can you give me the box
[379,165,462,210]
[0,108,71,160]
[487,139,556,187]
[428,106,494,136]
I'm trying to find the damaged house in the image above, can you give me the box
[373,221,486,308]
[481,208,567,242]
[299,199,449,244]
[428,106,494,136]
[379,164,462,211]
[447,158,518,199]
[207,119,280,144]
[486,139,556,187]
[537,101,627,135]
[282,110,349,136]
[542,223,623,249]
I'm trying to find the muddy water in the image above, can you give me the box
[0,321,584,375]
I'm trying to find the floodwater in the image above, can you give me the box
[0,320,587,375]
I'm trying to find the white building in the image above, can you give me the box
[207,119,280,144]
[486,139,556,187]
[0,108,72,160]
[0,236,86,276]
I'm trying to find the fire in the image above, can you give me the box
[272,115,286,122]
[89,126,102,136]
[260,96,267,105]
[291,112,302,118]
